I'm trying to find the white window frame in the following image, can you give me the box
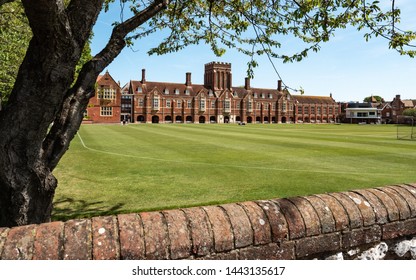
[100,106,113,116]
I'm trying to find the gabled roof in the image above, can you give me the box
[96,71,121,89]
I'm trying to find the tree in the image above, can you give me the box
[0,0,415,227]
[363,95,384,103]
[403,108,416,118]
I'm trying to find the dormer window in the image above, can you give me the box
[164,88,169,95]
[185,89,190,95]
[268,93,272,99]
[208,90,213,97]
[137,86,143,93]
[174,88,180,95]
[253,93,257,98]
[260,93,265,99]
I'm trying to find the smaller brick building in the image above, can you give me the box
[85,71,122,124]
[293,94,340,123]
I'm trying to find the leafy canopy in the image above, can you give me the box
[2,0,416,95]
[119,0,416,82]
[403,108,416,118]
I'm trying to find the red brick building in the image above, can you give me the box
[293,94,340,123]
[126,62,340,124]
[85,71,122,123]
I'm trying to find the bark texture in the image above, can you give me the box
[0,0,168,227]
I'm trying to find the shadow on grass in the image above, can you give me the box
[52,197,125,222]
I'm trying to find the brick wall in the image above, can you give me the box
[1,184,416,260]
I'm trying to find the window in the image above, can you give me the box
[137,86,142,93]
[224,100,231,112]
[265,103,269,110]
[153,96,159,109]
[247,99,253,112]
[369,112,375,116]
[175,88,180,95]
[236,102,240,109]
[256,102,261,110]
[272,104,276,111]
[211,100,216,109]
[199,98,206,111]
[100,106,113,116]
[100,87,116,99]
[310,106,315,114]
[357,112,368,117]
[260,93,265,99]
[329,108,333,114]
[166,99,171,108]
[268,93,272,99]
[164,88,169,95]
[317,107,321,114]
[304,106,309,114]
[282,102,286,112]
[187,100,192,108]
[185,89,190,95]
[138,98,144,107]
[177,100,181,108]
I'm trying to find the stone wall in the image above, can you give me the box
[1,184,416,260]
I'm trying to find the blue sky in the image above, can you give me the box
[91,1,416,102]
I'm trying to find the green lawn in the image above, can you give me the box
[52,123,416,221]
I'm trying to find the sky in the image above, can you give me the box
[91,1,416,103]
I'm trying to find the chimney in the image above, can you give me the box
[330,93,333,98]
[141,69,146,83]
[186,72,192,86]
[245,77,250,90]
[277,80,282,92]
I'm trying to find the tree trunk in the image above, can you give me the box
[0,0,103,227]
[0,165,57,227]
